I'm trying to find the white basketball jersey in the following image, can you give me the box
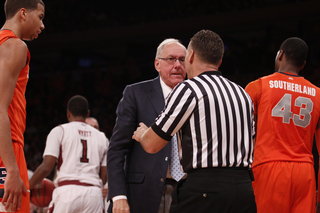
[43,121,108,188]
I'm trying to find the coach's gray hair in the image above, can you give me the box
[155,38,186,59]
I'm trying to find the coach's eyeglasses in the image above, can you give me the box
[158,57,185,65]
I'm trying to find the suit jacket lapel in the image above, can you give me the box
[148,76,165,114]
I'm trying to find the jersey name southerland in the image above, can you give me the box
[269,80,316,97]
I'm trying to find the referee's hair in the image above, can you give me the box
[189,29,224,66]
[280,37,308,68]
[67,95,89,118]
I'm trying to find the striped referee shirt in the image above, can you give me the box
[151,71,254,172]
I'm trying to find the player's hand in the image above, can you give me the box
[2,171,29,212]
[101,187,108,200]
[113,199,130,213]
[132,122,148,142]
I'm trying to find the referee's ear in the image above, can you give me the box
[188,49,194,64]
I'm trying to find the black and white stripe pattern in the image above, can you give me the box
[152,71,254,172]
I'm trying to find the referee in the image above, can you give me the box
[132,29,257,213]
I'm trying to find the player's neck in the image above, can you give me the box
[1,21,21,38]
[68,116,86,123]
[277,65,300,75]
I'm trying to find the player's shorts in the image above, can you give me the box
[48,184,103,213]
[252,161,316,213]
[0,142,29,213]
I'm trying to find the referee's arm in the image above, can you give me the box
[132,122,171,154]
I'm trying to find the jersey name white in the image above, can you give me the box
[43,121,109,188]
[78,130,92,137]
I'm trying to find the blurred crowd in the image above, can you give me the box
[39,0,313,33]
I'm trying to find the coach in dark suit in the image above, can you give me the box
[107,39,187,213]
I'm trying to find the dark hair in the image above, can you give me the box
[280,37,308,68]
[4,0,45,19]
[67,95,89,118]
[189,29,224,65]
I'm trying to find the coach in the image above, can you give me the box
[133,29,257,213]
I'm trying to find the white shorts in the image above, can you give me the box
[48,185,103,213]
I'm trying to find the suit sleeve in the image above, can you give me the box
[107,85,137,201]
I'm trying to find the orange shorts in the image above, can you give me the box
[252,161,316,213]
[0,142,29,213]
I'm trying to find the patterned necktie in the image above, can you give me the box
[170,134,185,182]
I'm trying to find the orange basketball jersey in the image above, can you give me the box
[0,29,30,146]
[245,72,320,168]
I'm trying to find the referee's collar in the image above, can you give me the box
[200,71,222,76]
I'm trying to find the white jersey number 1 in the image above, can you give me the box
[80,139,89,163]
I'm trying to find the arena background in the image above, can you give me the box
[1,0,320,179]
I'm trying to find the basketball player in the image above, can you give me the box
[29,95,108,213]
[0,0,45,212]
[245,37,320,212]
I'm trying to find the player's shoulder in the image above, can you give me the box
[245,78,261,89]
[0,37,27,61]
[246,72,280,89]
[90,127,109,145]
[52,122,68,129]
[48,124,65,136]
[59,121,86,131]
[60,121,77,128]
[96,130,108,141]
[256,72,278,81]
[298,76,320,89]
[0,36,27,51]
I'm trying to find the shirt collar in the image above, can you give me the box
[159,77,173,102]
[278,71,301,77]
[200,71,222,76]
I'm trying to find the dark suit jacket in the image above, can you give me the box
[107,76,171,213]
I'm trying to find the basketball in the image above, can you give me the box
[30,178,55,207]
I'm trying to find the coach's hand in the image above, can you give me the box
[113,199,130,213]
[2,170,28,212]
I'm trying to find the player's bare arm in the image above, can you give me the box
[0,38,28,211]
[132,122,168,153]
[99,166,107,185]
[29,155,57,189]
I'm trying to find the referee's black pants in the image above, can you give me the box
[169,167,257,213]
